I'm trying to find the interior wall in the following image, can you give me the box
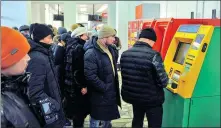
[76,13,88,23]
[117,1,220,54]
[31,3,45,24]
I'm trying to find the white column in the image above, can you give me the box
[31,3,45,24]
[27,1,32,24]
[108,2,116,29]
[116,1,129,54]
[116,1,142,54]
[64,1,77,31]
[39,4,45,23]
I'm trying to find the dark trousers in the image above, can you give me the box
[132,104,163,128]
[72,114,87,128]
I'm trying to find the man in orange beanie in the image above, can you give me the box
[1,26,41,127]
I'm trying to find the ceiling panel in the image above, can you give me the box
[76,4,107,15]
[48,3,107,15]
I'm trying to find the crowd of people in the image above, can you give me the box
[1,22,168,128]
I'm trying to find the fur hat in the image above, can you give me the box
[71,27,87,37]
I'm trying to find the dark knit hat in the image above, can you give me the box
[30,23,38,35]
[32,24,53,42]
[60,33,71,43]
[139,28,157,42]
[58,27,67,35]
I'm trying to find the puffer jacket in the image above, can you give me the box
[26,40,65,128]
[84,36,121,121]
[120,41,168,106]
[1,73,41,128]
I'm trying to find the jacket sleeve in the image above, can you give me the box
[1,103,7,128]
[52,44,65,65]
[152,53,169,88]
[84,50,108,93]
[1,95,29,128]
[26,54,56,104]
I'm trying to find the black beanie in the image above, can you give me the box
[139,28,157,42]
[30,23,38,35]
[32,24,53,42]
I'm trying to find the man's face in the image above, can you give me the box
[2,54,31,76]
[41,35,53,44]
[81,33,89,41]
[105,35,116,45]
[21,30,30,36]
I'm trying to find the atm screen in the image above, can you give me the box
[173,42,191,65]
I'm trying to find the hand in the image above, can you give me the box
[58,42,64,47]
[81,88,87,95]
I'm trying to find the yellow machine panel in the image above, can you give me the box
[164,25,214,98]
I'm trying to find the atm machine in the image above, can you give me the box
[163,24,220,127]
[152,18,220,60]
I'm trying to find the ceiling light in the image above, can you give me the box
[80,8,87,12]
[96,4,108,13]
[79,4,87,7]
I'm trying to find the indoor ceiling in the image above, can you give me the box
[48,4,108,15]
[76,4,108,15]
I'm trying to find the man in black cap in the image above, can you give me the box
[19,25,31,40]
[26,24,66,128]
[120,28,168,128]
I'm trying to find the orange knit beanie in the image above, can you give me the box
[1,26,30,69]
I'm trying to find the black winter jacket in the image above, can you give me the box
[51,44,66,99]
[1,73,41,128]
[84,36,121,121]
[120,41,168,106]
[64,37,87,90]
[26,40,65,127]
[63,37,90,118]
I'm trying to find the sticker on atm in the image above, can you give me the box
[184,63,192,74]
[192,42,201,50]
[191,34,204,50]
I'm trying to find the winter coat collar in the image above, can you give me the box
[134,41,152,49]
[28,39,51,55]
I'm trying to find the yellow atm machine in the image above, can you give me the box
[162,24,220,127]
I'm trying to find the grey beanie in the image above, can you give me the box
[98,25,116,39]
